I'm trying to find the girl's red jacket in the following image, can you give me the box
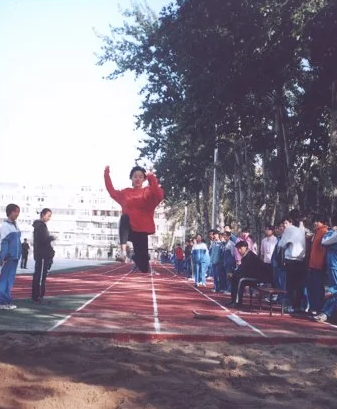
[308,225,328,271]
[104,171,164,234]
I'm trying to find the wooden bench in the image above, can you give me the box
[250,287,287,316]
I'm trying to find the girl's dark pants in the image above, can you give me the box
[119,214,149,273]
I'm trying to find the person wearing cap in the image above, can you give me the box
[260,225,277,287]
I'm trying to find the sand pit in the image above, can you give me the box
[0,334,336,409]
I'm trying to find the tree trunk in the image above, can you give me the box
[261,149,276,223]
[217,178,225,229]
[274,93,289,217]
[234,148,245,226]
[169,222,179,250]
[330,79,337,214]
[242,136,258,241]
[233,162,239,221]
[201,180,211,235]
[195,191,202,231]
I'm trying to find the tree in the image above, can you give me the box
[97,0,337,240]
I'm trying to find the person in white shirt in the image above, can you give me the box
[261,225,278,263]
[278,215,306,313]
[260,225,278,290]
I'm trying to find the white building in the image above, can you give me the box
[0,182,184,258]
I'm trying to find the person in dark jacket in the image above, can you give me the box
[227,240,271,307]
[20,238,30,269]
[32,208,55,304]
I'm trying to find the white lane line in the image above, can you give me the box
[321,321,337,330]
[101,264,129,274]
[150,265,161,334]
[48,269,133,332]
[161,266,267,338]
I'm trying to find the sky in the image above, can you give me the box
[0,0,169,189]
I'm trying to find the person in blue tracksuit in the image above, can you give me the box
[209,230,224,292]
[314,215,337,322]
[0,204,21,310]
[321,215,337,288]
[192,234,209,287]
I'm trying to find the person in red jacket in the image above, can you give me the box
[307,214,328,314]
[104,165,164,273]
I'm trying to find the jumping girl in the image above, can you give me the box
[104,165,164,273]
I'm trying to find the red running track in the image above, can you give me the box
[11,263,337,343]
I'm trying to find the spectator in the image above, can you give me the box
[174,243,184,274]
[224,225,237,243]
[207,229,215,245]
[209,230,223,292]
[32,208,56,304]
[20,238,30,269]
[0,204,21,310]
[261,225,277,301]
[307,214,328,314]
[206,229,214,278]
[278,215,306,314]
[322,214,337,288]
[271,222,287,304]
[191,234,208,287]
[314,214,337,322]
[234,226,256,266]
[227,241,267,307]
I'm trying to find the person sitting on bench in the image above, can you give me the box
[227,240,271,307]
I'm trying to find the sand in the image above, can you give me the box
[0,334,336,409]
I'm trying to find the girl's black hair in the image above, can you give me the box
[129,166,146,180]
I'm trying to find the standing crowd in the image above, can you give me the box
[173,212,337,322]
